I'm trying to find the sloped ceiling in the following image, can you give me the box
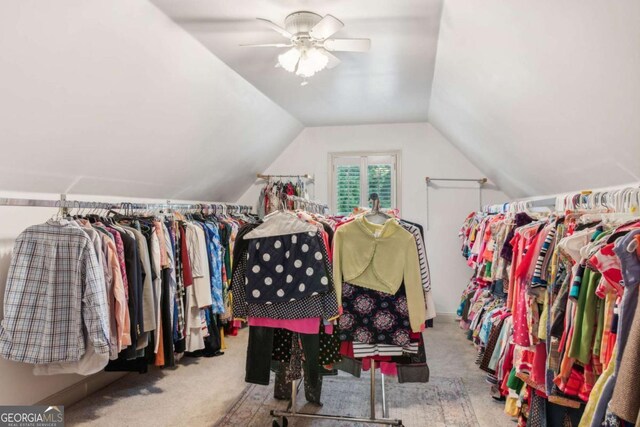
[150,0,443,126]
[429,0,640,198]
[0,0,302,202]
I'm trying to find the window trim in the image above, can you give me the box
[328,150,402,214]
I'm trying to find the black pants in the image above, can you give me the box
[246,326,275,385]
[161,268,175,367]
[546,400,584,426]
[246,326,321,398]
[273,360,323,404]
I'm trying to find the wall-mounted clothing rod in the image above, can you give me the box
[424,177,487,230]
[257,173,313,180]
[425,177,488,184]
[0,195,252,213]
[481,183,640,214]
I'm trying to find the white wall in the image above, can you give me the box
[0,0,302,202]
[0,0,303,405]
[429,0,640,198]
[237,123,510,314]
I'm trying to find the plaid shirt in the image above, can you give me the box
[0,220,110,364]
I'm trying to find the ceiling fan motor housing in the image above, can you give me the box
[285,11,322,39]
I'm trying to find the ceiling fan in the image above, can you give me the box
[242,11,371,84]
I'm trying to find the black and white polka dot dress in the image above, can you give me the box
[245,231,331,304]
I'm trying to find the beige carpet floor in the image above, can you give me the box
[216,375,478,427]
[65,317,514,427]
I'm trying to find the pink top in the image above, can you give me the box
[248,317,321,334]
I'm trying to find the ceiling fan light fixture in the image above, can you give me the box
[295,48,329,78]
[278,47,301,72]
[251,11,370,82]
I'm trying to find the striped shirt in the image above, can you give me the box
[0,220,110,364]
[353,341,420,357]
[400,222,431,292]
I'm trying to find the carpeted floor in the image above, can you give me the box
[215,375,478,427]
[65,317,515,427]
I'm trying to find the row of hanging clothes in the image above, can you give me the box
[232,195,435,404]
[0,201,258,375]
[456,187,640,427]
[256,175,309,218]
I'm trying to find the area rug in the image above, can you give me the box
[215,375,479,427]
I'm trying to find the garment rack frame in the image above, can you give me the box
[270,359,403,426]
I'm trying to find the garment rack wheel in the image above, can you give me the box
[271,416,288,427]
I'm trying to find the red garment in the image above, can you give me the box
[530,343,547,393]
[500,343,515,396]
[362,358,397,376]
[512,226,541,347]
[180,225,193,287]
[560,367,583,398]
[321,231,332,262]
[579,362,595,402]
[590,243,624,298]
[339,341,399,376]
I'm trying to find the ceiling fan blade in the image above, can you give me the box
[324,38,371,52]
[256,18,292,38]
[309,15,344,40]
[240,43,292,48]
[321,49,341,69]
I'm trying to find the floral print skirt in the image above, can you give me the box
[338,282,415,346]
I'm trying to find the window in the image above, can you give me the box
[330,152,400,216]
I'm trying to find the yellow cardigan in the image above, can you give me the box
[333,216,426,332]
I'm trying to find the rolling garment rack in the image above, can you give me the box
[271,193,404,427]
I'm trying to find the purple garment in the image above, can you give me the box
[500,212,534,262]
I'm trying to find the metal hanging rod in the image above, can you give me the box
[257,173,313,180]
[482,184,640,214]
[425,177,488,184]
[285,194,327,207]
[0,195,252,212]
[424,177,487,230]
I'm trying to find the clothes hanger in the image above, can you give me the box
[244,193,317,240]
[364,193,391,225]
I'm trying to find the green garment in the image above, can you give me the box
[507,367,524,393]
[568,268,602,364]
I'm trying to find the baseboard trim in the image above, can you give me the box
[432,313,459,323]
[36,371,128,407]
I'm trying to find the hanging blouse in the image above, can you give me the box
[246,231,330,303]
[333,216,425,332]
[0,220,110,364]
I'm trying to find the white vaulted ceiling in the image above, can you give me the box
[2,0,637,203]
[0,0,302,201]
[150,0,443,126]
[429,0,640,198]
